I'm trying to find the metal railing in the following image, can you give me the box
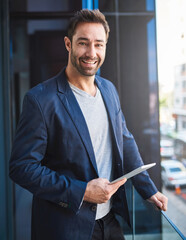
[120,180,186,240]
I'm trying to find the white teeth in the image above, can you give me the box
[82,60,96,64]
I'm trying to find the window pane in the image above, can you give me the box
[118,0,155,12]
[99,0,155,13]
[10,18,69,240]
[99,0,115,12]
[157,0,186,236]
[10,0,81,12]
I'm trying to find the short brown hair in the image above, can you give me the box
[67,9,110,42]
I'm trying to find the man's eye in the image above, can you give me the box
[96,44,103,48]
[79,42,86,46]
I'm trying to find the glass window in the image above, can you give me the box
[10,18,69,116]
[118,0,155,12]
[10,16,71,240]
[99,1,161,235]
[157,0,186,236]
[10,0,81,12]
[99,0,155,13]
[99,0,115,12]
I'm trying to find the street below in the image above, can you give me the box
[162,186,186,237]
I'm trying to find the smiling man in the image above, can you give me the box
[67,23,105,76]
[9,9,168,240]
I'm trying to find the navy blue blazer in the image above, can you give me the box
[9,68,157,240]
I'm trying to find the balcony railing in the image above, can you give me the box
[119,180,185,240]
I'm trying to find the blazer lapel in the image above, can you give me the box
[56,70,98,175]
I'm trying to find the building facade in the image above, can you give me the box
[174,64,186,134]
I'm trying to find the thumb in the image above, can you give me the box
[117,178,127,187]
[110,178,127,188]
[108,178,127,196]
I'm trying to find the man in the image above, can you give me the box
[9,9,168,240]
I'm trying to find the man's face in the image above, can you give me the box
[68,22,107,77]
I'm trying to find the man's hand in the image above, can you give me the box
[147,191,168,211]
[83,178,127,204]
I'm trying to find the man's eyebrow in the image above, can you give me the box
[77,37,105,43]
[77,37,89,41]
[96,39,105,43]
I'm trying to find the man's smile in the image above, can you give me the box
[81,59,98,65]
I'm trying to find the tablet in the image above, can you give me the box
[110,163,156,184]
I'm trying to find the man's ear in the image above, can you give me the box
[64,36,71,52]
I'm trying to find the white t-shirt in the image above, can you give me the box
[69,82,113,219]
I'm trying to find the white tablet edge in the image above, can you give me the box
[110,163,156,184]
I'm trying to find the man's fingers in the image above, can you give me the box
[153,196,163,209]
[84,177,127,204]
[110,178,127,186]
[148,192,168,211]
[156,192,168,211]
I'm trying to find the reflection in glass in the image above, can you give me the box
[118,0,154,12]
[10,18,70,240]
[161,212,185,240]
[123,185,185,239]
[99,0,115,12]
[10,0,81,12]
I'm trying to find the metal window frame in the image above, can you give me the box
[0,0,14,239]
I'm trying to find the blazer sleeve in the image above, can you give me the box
[9,93,87,213]
[121,111,158,199]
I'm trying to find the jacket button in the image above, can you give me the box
[91,205,97,212]
[59,202,68,208]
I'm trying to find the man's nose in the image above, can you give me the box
[86,44,97,58]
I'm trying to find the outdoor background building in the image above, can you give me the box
[174,64,186,135]
[1,0,185,240]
